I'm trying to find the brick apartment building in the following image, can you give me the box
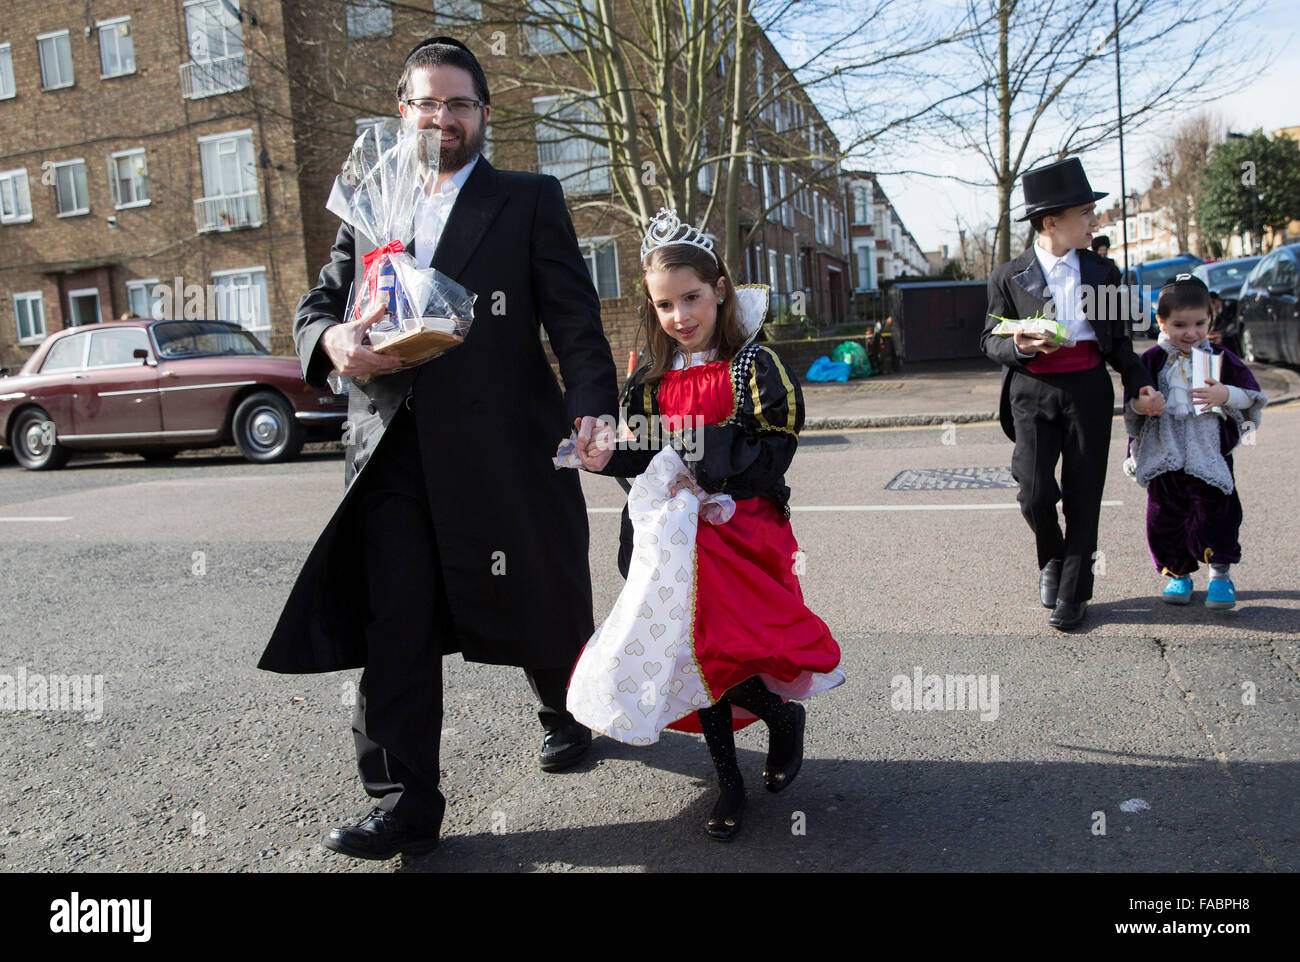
[0,0,851,375]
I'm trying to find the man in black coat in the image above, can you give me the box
[981,158,1164,631]
[258,38,619,859]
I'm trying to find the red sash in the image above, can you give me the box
[1027,340,1102,373]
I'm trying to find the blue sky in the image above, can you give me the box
[816,0,1300,254]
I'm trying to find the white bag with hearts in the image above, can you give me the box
[567,447,735,745]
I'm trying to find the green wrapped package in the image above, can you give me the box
[988,313,1076,347]
[831,340,874,379]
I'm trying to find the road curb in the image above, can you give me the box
[803,365,1300,432]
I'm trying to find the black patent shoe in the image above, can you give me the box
[1039,559,1062,609]
[1049,599,1088,631]
[763,702,806,793]
[705,788,746,842]
[323,807,440,860]
[540,723,592,772]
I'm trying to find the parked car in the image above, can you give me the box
[0,319,347,470]
[1235,243,1300,365]
[1192,256,1261,353]
[1125,254,1204,337]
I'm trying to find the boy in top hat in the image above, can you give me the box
[981,157,1166,630]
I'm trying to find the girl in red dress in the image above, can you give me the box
[572,209,842,841]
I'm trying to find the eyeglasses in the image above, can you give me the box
[401,97,483,118]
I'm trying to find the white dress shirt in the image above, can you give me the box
[412,154,479,268]
[1033,243,1096,343]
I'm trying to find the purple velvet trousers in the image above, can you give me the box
[1146,465,1242,576]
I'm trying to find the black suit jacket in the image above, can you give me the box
[980,245,1153,440]
[261,158,620,674]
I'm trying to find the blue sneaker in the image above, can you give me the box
[1206,578,1236,610]
[1161,575,1193,605]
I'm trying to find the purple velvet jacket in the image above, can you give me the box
[1124,343,1262,455]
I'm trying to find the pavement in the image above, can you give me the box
[800,358,1300,429]
[1,357,1297,875]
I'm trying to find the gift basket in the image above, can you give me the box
[325,121,477,376]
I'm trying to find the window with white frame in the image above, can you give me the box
[746,142,755,185]
[855,242,872,290]
[98,17,136,77]
[697,128,713,195]
[196,131,261,231]
[784,253,793,293]
[347,1,392,38]
[768,249,779,290]
[435,0,483,19]
[126,279,164,319]
[533,94,609,195]
[51,160,89,216]
[182,0,247,98]
[0,44,15,100]
[108,149,149,208]
[14,291,45,344]
[37,30,74,90]
[0,168,32,224]
[579,237,619,299]
[212,267,271,346]
[525,0,594,54]
[852,183,870,224]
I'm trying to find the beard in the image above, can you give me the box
[435,120,485,174]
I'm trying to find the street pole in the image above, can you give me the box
[1113,0,1129,279]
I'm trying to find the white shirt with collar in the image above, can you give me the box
[412,154,479,269]
[1033,243,1096,344]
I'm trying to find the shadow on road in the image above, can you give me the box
[385,736,1295,873]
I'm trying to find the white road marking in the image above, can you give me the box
[0,516,72,522]
[587,501,1124,514]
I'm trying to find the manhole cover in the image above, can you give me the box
[885,467,1017,490]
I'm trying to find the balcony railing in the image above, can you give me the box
[194,190,262,233]
[180,53,248,99]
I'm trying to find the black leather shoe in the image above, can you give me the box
[1049,600,1088,631]
[539,723,592,772]
[1039,559,1063,609]
[705,789,745,842]
[763,702,806,793]
[323,808,440,860]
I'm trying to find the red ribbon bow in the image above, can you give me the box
[355,240,406,320]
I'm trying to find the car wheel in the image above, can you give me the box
[9,407,70,471]
[139,448,179,463]
[232,391,303,464]
[1239,324,1258,364]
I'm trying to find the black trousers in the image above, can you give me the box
[351,405,575,832]
[1008,364,1114,604]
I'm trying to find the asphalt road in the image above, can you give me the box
[1,408,1296,873]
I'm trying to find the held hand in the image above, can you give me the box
[1190,378,1229,412]
[1013,330,1060,355]
[1134,385,1166,416]
[574,415,614,472]
[322,298,404,378]
[668,471,704,499]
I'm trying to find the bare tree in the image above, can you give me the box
[1150,112,1221,256]
[922,0,1264,265]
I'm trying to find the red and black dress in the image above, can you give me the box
[594,341,843,734]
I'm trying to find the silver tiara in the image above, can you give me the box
[640,208,719,265]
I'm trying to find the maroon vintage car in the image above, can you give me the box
[0,319,347,470]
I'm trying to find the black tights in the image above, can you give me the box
[696,676,795,794]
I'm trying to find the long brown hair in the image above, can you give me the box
[638,243,746,385]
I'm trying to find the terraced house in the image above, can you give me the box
[0,0,852,374]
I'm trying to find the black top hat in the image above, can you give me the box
[1017,157,1108,222]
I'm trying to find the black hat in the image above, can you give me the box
[1159,272,1209,294]
[1017,157,1108,222]
[405,36,474,62]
